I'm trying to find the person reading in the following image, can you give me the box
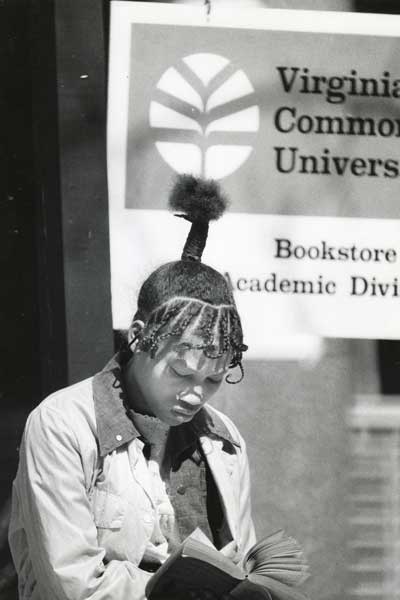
[9,175,309,600]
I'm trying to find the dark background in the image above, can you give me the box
[1,0,400,597]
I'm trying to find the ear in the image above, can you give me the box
[128,319,145,347]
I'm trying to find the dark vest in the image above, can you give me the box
[166,410,236,549]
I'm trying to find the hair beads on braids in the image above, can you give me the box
[197,303,217,352]
[140,303,182,357]
[135,297,247,383]
[156,302,203,350]
[219,311,231,356]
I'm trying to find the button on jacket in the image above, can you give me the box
[9,357,256,600]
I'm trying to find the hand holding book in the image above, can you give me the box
[145,529,310,600]
[220,539,242,565]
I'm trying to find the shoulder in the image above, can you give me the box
[16,378,102,497]
[26,377,97,448]
[31,376,94,419]
[38,376,93,410]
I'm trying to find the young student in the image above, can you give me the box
[9,176,258,600]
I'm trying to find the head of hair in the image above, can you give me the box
[120,175,247,382]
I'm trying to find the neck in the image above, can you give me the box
[133,411,170,444]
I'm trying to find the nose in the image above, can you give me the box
[180,386,204,406]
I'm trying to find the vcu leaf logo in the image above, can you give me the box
[149,53,259,180]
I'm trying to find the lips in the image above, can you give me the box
[171,404,198,417]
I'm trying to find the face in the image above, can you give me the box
[124,333,231,426]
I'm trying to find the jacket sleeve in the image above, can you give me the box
[13,404,153,600]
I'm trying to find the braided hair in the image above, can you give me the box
[121,175,248,382]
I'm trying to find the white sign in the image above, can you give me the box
[108,2,400,357]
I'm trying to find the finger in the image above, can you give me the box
[230,552,242,565]
[220,540,238,558]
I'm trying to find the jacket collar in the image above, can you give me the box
[92,354,239,458]
[92,356,139,457]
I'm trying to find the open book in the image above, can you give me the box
[145,529,310,600]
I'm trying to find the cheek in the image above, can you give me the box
[150,371,180,399]
[204,381,223,400]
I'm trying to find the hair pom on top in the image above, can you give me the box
[168,174,228,223]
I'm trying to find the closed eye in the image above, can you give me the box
[207,375,224,384]
[169,365,224,384]
[168,365,190,378]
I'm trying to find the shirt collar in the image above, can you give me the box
[92,354,239,458]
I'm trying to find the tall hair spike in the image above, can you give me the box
[168,174,229,262]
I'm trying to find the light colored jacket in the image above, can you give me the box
[9,360,256,600]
